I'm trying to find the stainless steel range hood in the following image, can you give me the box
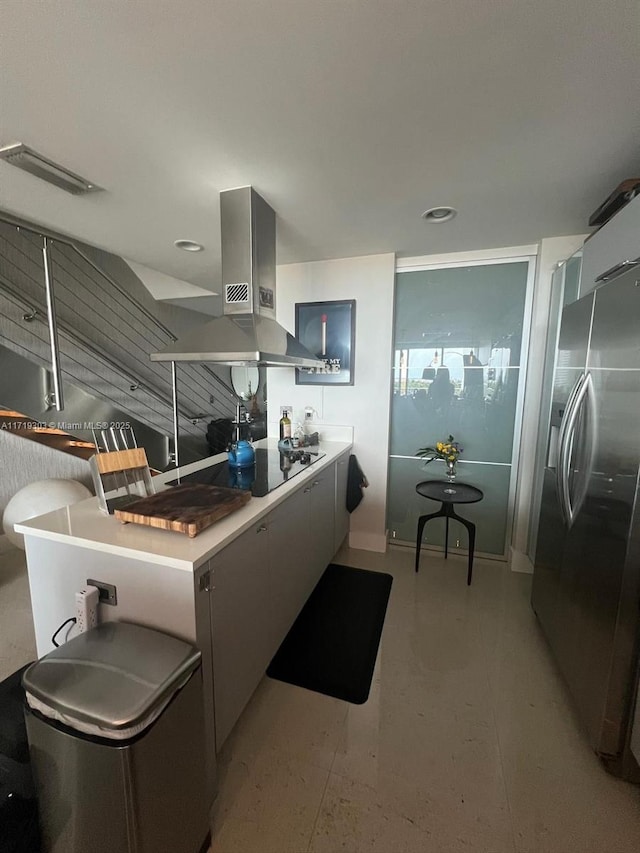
[151,187,323,368]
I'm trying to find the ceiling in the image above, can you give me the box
[1,0,639,295]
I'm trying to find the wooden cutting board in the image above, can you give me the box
[114,483,251,538]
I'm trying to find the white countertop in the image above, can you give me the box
[16,439,352,572]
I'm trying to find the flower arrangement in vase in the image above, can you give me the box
[416,434,463,481]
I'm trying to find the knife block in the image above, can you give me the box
[90,448,155,515]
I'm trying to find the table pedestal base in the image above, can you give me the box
[415,502,476,585]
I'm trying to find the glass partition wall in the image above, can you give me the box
[388,258,534,558]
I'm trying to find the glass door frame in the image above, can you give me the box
[393,247,538,560]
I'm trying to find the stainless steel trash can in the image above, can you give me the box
[22,622,209,853]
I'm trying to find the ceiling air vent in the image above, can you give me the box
[225,283,249,305]
[0,143,103,195]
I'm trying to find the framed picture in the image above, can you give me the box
[295,299,356,385]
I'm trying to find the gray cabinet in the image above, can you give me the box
[581,194,640,298]
[307,467,336,579]
[270,460,340,630]
[334,451,350,552]
[268,493,310,654]
[209,460,340,750]
[210,520,271,749]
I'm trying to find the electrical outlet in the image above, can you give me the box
[87,579,117,606]
[280,405,292,417]
[304,406,314,420]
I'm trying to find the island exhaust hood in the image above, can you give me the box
[151,187,323,369]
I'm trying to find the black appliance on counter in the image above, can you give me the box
[167,447,326,498]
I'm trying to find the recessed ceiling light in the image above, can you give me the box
[174,239,204,252]
[422,206,457,223]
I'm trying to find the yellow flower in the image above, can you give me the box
[448,454,456,461]
[436,442,443,451]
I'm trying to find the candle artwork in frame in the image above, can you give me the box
[295,299,356,385]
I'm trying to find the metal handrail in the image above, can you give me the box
[171,362,181,469]
[0,274,205,424]
[42,237,64,411]
[65,243,179,343]
[53,243,237,409]
[0,211,177,343]
[0,210,238,403]
[201,363,238,405]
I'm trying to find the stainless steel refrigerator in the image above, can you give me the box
[531,262,640,779]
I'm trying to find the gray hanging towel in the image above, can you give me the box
[346,454,369,513]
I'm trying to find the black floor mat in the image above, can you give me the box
[267,563,393,704]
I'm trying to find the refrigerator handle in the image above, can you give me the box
[562,372,593,528]
[556,373,584,525]
[568,372,597,527]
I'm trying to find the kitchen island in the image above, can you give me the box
[16,437,352,800]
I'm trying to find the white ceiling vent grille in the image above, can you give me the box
[225,283,249,305]
[0,143,103,195]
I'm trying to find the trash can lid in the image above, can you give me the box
[22,622,201,731]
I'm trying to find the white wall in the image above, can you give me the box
[269,253,396,552]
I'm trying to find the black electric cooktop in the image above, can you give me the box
[167,447,326,497]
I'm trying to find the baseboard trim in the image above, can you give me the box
[510,547,534,574]
[348,531,388,553]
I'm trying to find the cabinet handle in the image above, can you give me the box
[256,524,268,533]
[199,571,212,593]
[595,258,639,283]
[313,480,321,486]
[303,487,311,493]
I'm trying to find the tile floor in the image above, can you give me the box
[2,538,640,852]
[209,544,640,853]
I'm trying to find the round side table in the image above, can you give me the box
[415,480,484,585]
